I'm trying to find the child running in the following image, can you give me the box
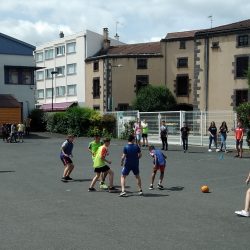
[120,134,143,197]
[148,145,167,190]
[88,138,116,192]
[60,135,75,181]
[88,135,107,189]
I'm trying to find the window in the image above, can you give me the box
[176,75,189,96]
[236,56,249,78]
[93,78,100,98]
[55,66,65,76]
[36,52,43,62]
[67,84,77,96]
[37,89,44,99]
[180,41,186,49]
[177,58,188,68]
[235,90,248,106]
[238,35,249,47]
[45,48,54,60]
[66,42,76,53]
[36,71,44,81]
[45,68,54,79]
[137,59,147,69]
[136,75,149,93]
[67,63,76,75]
[46,88,53,98]
[56,86,66,97]
[22,69,32,84]
[55,45,65,56]
[4,66,34,85]
[117,103,129,111]
[93,61,99,71]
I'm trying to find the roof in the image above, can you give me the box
[164,30,199,40]
[40,102,76,111]
[86,42,161,61]
[0,33,35,56]
[0,95,21,108]
[196,19,250,37]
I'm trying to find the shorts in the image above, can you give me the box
[94,165,110,173]
[136,134,142,141]
[142,133,148,138]
[236,139,243,147]
[60,155,73,166]
[121,165,139,176]
[153,165,165,173]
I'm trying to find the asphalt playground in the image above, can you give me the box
[0,133,249,250]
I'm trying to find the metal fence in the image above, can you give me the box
[107,110,247,149]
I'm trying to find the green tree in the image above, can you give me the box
[132,85,176,112]
[236,102,250,147]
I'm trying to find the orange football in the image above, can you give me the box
[201,185,209,193]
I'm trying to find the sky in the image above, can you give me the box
[1,0,250,46]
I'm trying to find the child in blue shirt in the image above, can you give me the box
[148,145,167,190]
[120,134,143,197]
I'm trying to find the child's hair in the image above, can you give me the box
[128,134,135,142]
[103,138,111,143]
[148,145,155,150]
[67,134,75,139]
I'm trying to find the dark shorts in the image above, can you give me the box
[94,165,110,173]
[121,165,139,176]
[142,133,148,138]
[153,164,165,173]
[60,155,73,166]
[236,139,243,147]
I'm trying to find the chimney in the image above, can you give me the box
[59,31,64,38]
[103,28,110,50]
[114,33,119,41]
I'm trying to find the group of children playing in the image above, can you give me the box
[60,134,167,197]
[59,119,249,216]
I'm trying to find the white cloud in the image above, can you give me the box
[0,0,250,46]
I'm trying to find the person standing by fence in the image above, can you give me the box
[141,119,149,147]
[208,121,218,152]
[180,122,190,153]
[235,120,244,158]
[160,120,168,151]
[219,121,229,152]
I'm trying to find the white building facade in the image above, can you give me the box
[35,29,123,111]
[0,33,36,120]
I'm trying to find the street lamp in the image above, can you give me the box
[51,71,58,111]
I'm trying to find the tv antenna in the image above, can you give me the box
[208,15,213,28]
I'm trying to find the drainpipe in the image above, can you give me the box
[204,35,209,111]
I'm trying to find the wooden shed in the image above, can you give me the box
[0,95,21,124]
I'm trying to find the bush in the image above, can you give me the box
[120,120,135,139]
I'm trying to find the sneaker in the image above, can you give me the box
[108,186,118,192]
[149,184,154,190]
[235,210,250,217]
[138,190,143,196]
[88,187,96,192]
[208,149,212,152]
[119,191,127,197]
[216,149,220,152]
[234,155,239,158]
[65,176,73,180]
[157,184,164,190]
[61,177,68,182]
[225,150,228,153]
[100,183,108,189]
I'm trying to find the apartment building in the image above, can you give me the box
[0,33,36,122]
[162,19,250,112]
[35,29,123,111]
[194,19,250,111]
[161,30,198,110]
[85,39,164,112]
